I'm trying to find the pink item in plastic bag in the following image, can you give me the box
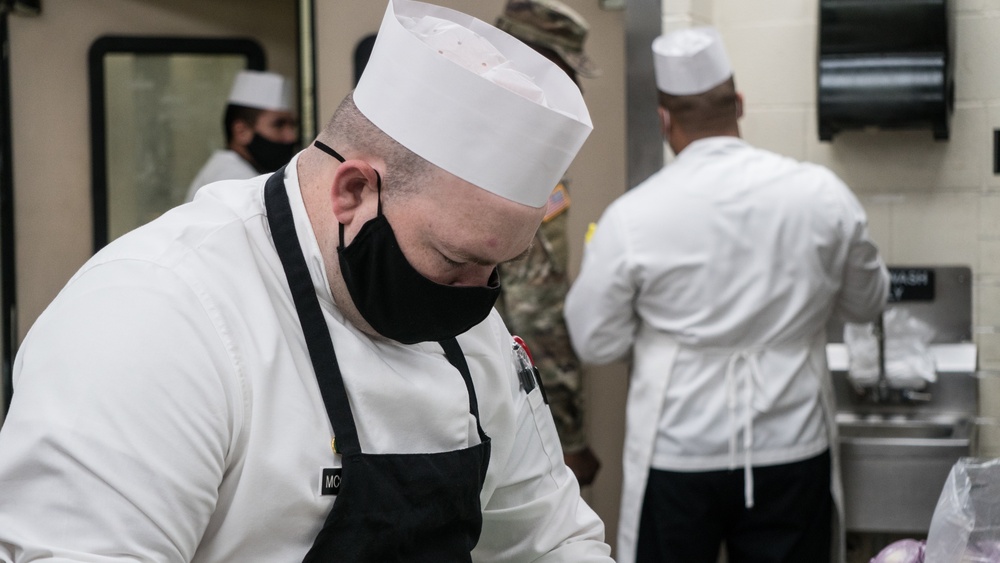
[870,539,925,563]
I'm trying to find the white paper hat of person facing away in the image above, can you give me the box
[353,0,593,209]
[652,27,733,96]
[228,70,293,111]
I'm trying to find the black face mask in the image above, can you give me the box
[314,141,502,344]
[247,133,296,173]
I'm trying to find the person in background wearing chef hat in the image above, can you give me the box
[0,1,613,561]
[565,26,889,563]
[493,0,602,488]
[184,69,298,202]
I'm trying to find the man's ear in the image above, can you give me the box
[330,160,380,226]
[735,92,744,120]
[232,119,256,146]
[657,106,672,139]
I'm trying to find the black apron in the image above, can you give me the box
[263,167,492,562]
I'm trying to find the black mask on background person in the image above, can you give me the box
[247,133,297,173]
[314,141,502,344]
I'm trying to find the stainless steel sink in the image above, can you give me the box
[826,267,979,535]
[836,408,974,533]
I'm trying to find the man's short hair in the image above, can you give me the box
[223,104,263,145]
[658,77,739,136]
[320,95,434,201]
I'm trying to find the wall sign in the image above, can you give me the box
[888,267,935,302]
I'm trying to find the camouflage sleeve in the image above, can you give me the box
[496,211,587,452]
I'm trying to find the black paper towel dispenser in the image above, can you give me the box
[818,0,954,141]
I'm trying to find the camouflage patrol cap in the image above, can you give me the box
[497,0,601,78]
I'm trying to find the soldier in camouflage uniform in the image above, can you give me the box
[495,0,602,486]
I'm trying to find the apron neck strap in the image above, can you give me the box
[440,338,488,443]
[264,166,487,454]
[265,166,361,454]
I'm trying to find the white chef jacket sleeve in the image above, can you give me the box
[826,173,890,323]
[472,315,612,562]
[564,206,639,365]
[0,260,239,562]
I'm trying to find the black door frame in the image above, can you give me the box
[1,9,18,419]
[88,35,266,251]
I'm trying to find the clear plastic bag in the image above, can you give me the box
[882,308,936,389]
[925,457,1000,562]
[844,308,937,390]
[845,320,880,387]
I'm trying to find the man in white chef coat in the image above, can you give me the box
[564,27,889,563]
[0,1,612,561]
[185,69,298,202]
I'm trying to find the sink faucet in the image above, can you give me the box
[873,312,890,402]
[847,310,934,405]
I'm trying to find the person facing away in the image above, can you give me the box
[184,70,299,202]
[493,0,602,487]
[564,26,890,563]
[0,1,612,561]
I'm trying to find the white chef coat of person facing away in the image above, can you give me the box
[0,1,612,561]
[564,27,889,563]
[184,70,299,202]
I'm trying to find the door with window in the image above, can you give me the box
[3,0,297,421]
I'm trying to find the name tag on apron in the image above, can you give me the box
[320,468,343,496]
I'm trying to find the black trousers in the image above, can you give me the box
[636,450,832,563]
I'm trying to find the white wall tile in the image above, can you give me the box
[983,195,1000,238]
[690,0,713,23]
[858,196,893,257]
[719,22,816,107]
[954,14,1000,102]
[979,422,1000,458]
[663,16,696,32]
[663,3,710,26]
[980,368,1000,426]
[979,334,1000,369]
[664,0,693,17]
[810,130,948,193]
[712,0,815,24]
[974,334,998,457]
[741,107,808,161]
[982,239,1000,276]
[979,283,1000,326]
[955,0,1000,12]
[888,192,980,267]
[940,104,989,189]
[805,106,986,193]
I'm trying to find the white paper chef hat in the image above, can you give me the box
[653,27,732,96]
[353,0,593,208]
[228,70,293,112]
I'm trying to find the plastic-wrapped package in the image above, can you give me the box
[925,458,1000,563]
[845,320,880,387]
[844,308,937,390]
[883,308,937,389]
